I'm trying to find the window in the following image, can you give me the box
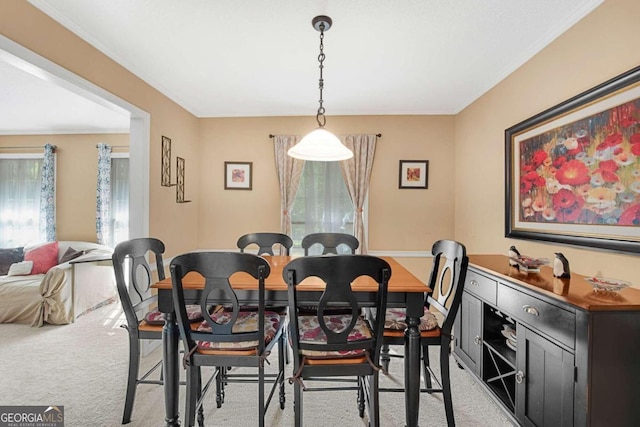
[290,161,354,254]
[0,154,43,247]
[110,155,129,247]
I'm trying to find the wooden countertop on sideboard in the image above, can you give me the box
[468,254,640,312]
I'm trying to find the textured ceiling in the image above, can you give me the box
[0,0,604,133]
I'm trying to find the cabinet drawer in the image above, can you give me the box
[465,270,497,305]
[498,285,575,349]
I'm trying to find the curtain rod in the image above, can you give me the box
[269,133,381,138]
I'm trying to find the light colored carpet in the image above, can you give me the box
[0,303,513,427]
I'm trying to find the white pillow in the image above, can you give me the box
[7,260,33,276]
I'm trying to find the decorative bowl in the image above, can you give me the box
[584,277,631,293]
[509,255,550,272]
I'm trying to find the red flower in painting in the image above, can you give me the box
[618,204,640,226]
[632,143,640,156]
[594,160,620,183]
[520,179,532,194]
[596,133,623,151]
[534,176,546,187]
[521,164,534,173]
[553,156,567,169]
[555,160,590,186]
[556,197,585,222]
[531,150,548,168]
[522,171,540,183]
[552,189,577,209]
[630,133,640,145]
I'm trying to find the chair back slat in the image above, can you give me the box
[301,232,359,255]
[425,240,468,333]
[171,252,270,348]
[112,237,165,325]
[237,232,293,256]
[284,255,390,357]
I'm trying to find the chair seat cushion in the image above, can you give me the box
[144,304,203,325]
[195,311,281,351]
[384,307,439,331]
[296,315,373,359]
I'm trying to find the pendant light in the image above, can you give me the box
[287,16,353,161]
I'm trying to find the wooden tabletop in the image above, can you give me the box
[153,255,428,293]
[469,254,640,311]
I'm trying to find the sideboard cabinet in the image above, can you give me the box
[453,255,640,427]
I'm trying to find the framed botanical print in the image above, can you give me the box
[399,160,428,189]
[224,161,252,190]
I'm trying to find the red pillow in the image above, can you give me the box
[24,242,59,275]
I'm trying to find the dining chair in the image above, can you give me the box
[237,232,293,256]
[283,255,391,427]
[170,251,286,427]
[301,232,360,255]
[113,237,204,424]
[379,239,468,427]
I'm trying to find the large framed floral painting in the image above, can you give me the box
[505,65,640,254]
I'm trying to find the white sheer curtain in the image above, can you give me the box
[0,155,43,247]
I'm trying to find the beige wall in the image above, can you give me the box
[0,1,201,257]
[0,134,128,241]
[455,0,640,286]
[198,115,456,253]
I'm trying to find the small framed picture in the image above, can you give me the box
[224,161,253,190]
[399,160,428,189]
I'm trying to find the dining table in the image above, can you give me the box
[152,255,429,427]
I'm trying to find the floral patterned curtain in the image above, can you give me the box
[273,135,304,237]
[96,143,112,245]
[339,134,378,254]
[39,144,56,242]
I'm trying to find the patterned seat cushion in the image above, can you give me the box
[144,304,203,325]
[384,307,439,331]
[195,310,281,351]
[296,314,373,359]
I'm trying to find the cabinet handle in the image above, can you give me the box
[473,335,481,345]
[516,370,525,384]
[522,305,539,316]
[469,280,478,286]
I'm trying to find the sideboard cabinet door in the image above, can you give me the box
[454,291,482,375]
[515,326,575,427]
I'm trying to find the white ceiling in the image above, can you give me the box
[1,0,604,134]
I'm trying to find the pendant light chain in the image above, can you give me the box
[316,23,327,128]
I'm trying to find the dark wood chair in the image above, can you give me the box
[171,252,286,427]
[379,239,468,427]
[301,232,360,255]
[283,255,391,427]
[112,238,186,424]
[237,232,293,255]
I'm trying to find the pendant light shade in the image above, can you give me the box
[288,128,353,161]
[287,15,353,161]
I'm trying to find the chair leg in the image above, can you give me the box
[258,362,265,427]
[357,376,365,418]
[367,373,380,427]
[122,335,140,424]
[184,366,200,427]
[278,331,286,410]
[294,378,303,427]
[422,344,433,391]
[380,344,390,372]
[196,370,204,427]
[440,343,455,427]
[215,367,225,408]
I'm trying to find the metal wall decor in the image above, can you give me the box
[161,136,174,186]
[176,157,191,203]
